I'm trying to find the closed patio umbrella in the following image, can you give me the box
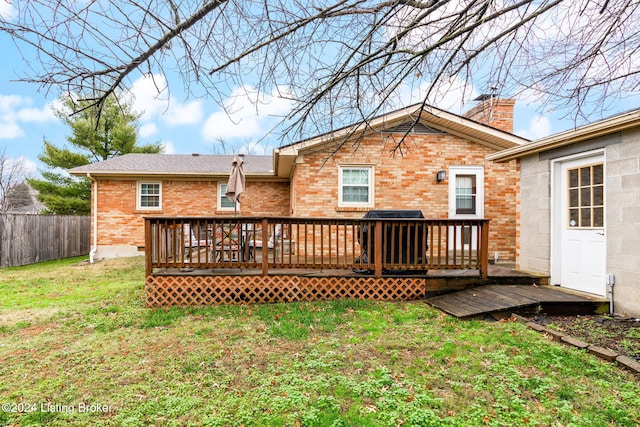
[225,154,245,216]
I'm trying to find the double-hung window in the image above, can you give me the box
[138,182,161,210]
[448,166,484,219]
[455,175,477,215]
[218,182,239,211]
[448,166,484,250]
[339,166,374,207]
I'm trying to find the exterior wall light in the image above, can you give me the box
[436,170,447,183]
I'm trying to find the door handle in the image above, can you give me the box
[597,232,605,236]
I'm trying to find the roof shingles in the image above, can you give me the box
[69,154,274,176]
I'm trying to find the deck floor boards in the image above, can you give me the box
[426,284,606,318]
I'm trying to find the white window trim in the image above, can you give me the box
[137,181,162,210]
[338,165,375,208]
[448,166,484,218]
[218,182,239,212]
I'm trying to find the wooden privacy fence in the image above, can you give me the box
[145,216,490,277]
[0,214,90,267]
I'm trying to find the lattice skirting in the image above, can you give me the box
[145,275,426,307]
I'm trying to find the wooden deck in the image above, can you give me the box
[145,262,555,307]
[426,284,609,318]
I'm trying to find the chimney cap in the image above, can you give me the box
[473,94,497,102]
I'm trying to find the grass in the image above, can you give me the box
[0,257,639,426]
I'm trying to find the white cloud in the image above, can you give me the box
[17,106,56,123]
[516,115,552,140]
[164,100,204,126]
[161,141,176,154]
[238,140,273,156]
[202,110,261,141]
[19,156,39,176]
[139,123,158,138]
[0,94,26,112]
[0,1,15,19]
[0,155,37,178]
[0,122,24,139]
[129,74,170,121]
[201,85,293,142]
[393,76,479,113]
[0,94,56,139]
[129,73,204,126]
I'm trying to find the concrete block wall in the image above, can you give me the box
[606,129,640,317]
[517,154,552,275]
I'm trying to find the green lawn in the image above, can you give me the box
[0,257,638,426]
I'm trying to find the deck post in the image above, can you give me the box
[144,218,152,277]
[374,220,383,277]
[479,220,489,278]
[261,218,269,276]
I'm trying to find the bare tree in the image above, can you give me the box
[0,149,31,213]
[2,0,640,151]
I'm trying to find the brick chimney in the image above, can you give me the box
[463,96,515,133]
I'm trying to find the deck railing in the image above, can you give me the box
[144,216,490,277]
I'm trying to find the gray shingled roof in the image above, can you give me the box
[69,154,274,176]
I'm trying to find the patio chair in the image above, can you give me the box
[214,223,241,262]
[245,223,283,261]
[182,223,212,262]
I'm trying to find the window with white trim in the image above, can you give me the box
[338,166,374,207]
[567,163,604,228]
[218,182,239,211]
[455,175,477,215]
[448,166,484,218]
[137,182,161,210]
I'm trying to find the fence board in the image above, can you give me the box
[0,214,90,267]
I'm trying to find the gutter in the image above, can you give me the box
[488,109,640,162]
[87,173,98,263]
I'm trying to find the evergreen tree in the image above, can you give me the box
[28,94,163,215]
[3,182,37,212]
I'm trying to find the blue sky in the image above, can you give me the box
[1,20,637,179]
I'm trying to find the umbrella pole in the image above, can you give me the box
[235,197,242,270]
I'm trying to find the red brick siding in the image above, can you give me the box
[463,98,515,133]
[291,133,519,261]
[94,179,289,248]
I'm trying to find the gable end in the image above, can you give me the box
[382,122,444,135]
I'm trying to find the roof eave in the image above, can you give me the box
[418,109,525,150]
[488,110,640,162]
[70,170,279,180]
[278,104,526,157]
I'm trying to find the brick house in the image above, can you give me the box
[489,109,640,317]
[70,98,527,262]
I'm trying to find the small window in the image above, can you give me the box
[455,175,477,215]
[339,166,374,207]
[567,163,604,228]
[138,182,161,210]
[218,183,239,211]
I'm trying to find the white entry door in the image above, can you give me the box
[448,166,484,254]
[556,154,606,296]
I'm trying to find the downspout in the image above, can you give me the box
[606,274,615,315]
[87,173,98,263]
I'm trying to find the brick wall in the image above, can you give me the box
[291,132,519,261]
[463,98,515,133]
[93,100,518,260]
[94,179,289,254]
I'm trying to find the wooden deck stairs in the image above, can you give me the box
[426,284,610,318]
